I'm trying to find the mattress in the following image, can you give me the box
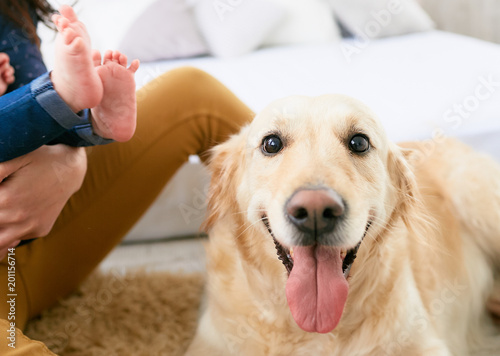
[124,30,500,242]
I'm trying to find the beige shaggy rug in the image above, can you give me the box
[24,271,204,356]
[23,270,500,356]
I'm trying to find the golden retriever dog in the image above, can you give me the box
[185,95,500,355]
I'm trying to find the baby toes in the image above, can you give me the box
[59,5,79,23]
[51,14,60,28]
[118,53,128,67]
[92,50,102,67]
[63,28,82,50]
[102,50,113,64]
[110,50,125,65]
[55,16,70,32]
[128,59,140,73]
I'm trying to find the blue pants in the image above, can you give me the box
[0,72,112,162]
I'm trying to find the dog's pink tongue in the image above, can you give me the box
[286,245,348,334]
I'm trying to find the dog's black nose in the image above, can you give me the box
[286,188,344,235]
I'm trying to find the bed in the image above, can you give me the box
[39,1,500,273]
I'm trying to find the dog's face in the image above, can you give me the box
[206,95,412,335]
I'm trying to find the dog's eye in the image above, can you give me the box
[262,135,283,155]
[349,134,370,154]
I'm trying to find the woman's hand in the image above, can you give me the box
[0,145,87,259]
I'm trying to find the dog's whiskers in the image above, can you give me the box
[234,217,267,240]
[229,208,266,217]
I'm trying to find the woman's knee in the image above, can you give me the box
[137,66,221,103]
[167,66,218,86]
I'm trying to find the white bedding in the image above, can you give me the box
[125,30,500,242]
[135,30,500,147]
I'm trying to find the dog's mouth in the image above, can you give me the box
[262,214,371,334]
[263,215,369,278]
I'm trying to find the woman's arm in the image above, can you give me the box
[0,144,87,259]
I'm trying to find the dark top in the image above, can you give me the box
[0,10,47,93]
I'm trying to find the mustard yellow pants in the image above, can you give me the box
[0,67,253,355]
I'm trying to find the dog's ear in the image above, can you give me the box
[387,144,419,227]
[202,128,247,231]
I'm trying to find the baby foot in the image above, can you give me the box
[0,53,15,96]
[50,5,103,113]
[90,50,140,142]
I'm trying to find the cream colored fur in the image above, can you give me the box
[185,95,500,356]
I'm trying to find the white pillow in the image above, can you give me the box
[263,0,341,46]
[329,0,435,39]
[118,0,209,62]
[40,0,207,66]
[75,0,157,55]
[193,0,285,58]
